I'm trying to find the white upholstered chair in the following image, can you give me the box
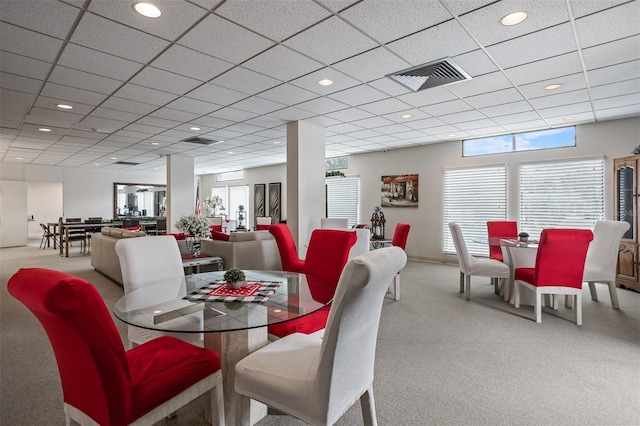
[115,236,202,347]
[348,228,370,260]
[448,222,510,300]
[320,217,348,229]
[583,220,630,309]
[234,247,407,426]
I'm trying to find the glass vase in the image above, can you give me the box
[185,235,201,256]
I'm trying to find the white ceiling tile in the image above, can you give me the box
[232,97,287,115]
[164,97,221,115]
[243,45,324,82]
[396,86,458,108]
[448,71,513,98]
[570,0,631,18]
[150,45,234,82]
[131,67,202,96]
[88,0,208,41]
[545,111,595,126]
[593,93,640,109]
[386,20,478,67]
[350,116,397,129]
[0,23,63,62]
[439,0,495,16]
[57,44,143,81]
[296,97,350,115]
[207,108,258,123]
[487,23,577,69]
[41,83,108,106]
[420,99,473,116]
[328,85,389,106]
[587,60,640,86]
[325,108,374,122]
[87,107,142,123]
[340,0,452,45]
[479,100,533,118]
[538,101,593,118]
[358,98,412,116]
[113,84,178,106]
[333,47,412,84]
[466,88,525,108]
[452,49,499,77]
[592,79,640,99]
[367,77,413,97]
[284,17,378,65]
[454,118,500,131]
[210,67,281,95]
[1,0,79,38]
[0,51,51,80]
[381,108,432,123]
[216,0,330,42]
[0,73,41,95]
[101,97,159,115]
[70,14,168,63]
[289,67,361,95]
[520,73,588,99]
[186,84,248,105]
[402,117,448,131]
[48,66,123,95]
[466,125,509,137]
[595,103,640,120]
[458,0,569,46]
[504,52,584,85]
[575,2,640,48]
[257,84,320,106]
[492,111,544,125]
[581,35,640,71]
[530,89,591,109]
[439,109,486,125]
[78,116,128,133]
[34,95,94,115]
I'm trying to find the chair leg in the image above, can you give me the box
[393,274,400,301]
[575,294,582,325]
[360,386,378,426]
[565,295,572,309]
[459,271,464,293]
[607,282,620,309]
[588,281,598,301]
[465,274,471,300]
[514,281,520,308]
[209,385,225,426]
[235,393,251,426]
[534,292,542,323]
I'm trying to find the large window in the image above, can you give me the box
[519,157,605,238]
[326,176,360,227]
[211,185,249,225]
[463,126,576,157]
[443,165,507,256]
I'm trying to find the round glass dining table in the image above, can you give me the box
[113,269,333,426]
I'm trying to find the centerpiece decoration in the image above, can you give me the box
[175,214,210,256]
[204,195,223,216]
[370,206,386,239]
[518,231,529,242]
[223,267,246,290]
[236,205,246,230]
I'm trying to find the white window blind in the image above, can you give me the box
[519,157,604,238]
[443,166,507,256]
[326,176,360,228]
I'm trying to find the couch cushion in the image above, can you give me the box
[211,230,230,241]
[210,224,222,232]
[229,231,273,242]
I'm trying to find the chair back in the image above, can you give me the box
[317,247,407,424]
[534,229,594,288]
[303,229,358,303]
[156,217,167,232]
[486,221,518,261]
[321,218,348,229]
[7,268,132,426]
[122,218,140,229]
[115,235,184,293]
[448,222,473,274]
[269,224,304,272]
[348,228,371,260]
[40,223,50,233]
[65,217,82,223]
[255,216,272,230]
[392,223,411,250]
[584,220,630,281]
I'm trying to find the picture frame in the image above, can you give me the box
[254,184,266,224]
[268,182,281,223]
[381,174,419,207]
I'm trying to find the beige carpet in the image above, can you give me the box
[1,239,639,425]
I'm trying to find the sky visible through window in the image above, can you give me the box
[463,126,576,156]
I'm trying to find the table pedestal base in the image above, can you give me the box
[205,328,268,425]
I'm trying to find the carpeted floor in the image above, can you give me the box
[1,239,639,425]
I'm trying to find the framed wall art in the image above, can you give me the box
[254,183,266,224]
[381,174,419,207]
[268,182,281,223]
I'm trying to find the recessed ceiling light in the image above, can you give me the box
[500,11,528,26]
[227,151,234,155]
[563,116,576,121]
[544,84,563,90]
[134,2,161,18]
[94,163,100,166]
[150,142,159,145]
[16,157,23,160]
[448,134,457,137]
[110,157,117,160]
[56,104,73,109]
[38,128,51,132]
[401,114,413,119]
[190,127,200,131]
[273,140,281,144]
[318,79,334,86]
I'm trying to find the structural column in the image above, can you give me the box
[166,155,195,233]
[286,120,325,257]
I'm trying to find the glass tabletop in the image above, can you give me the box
[475,237,539,248]
[113,270,332,334]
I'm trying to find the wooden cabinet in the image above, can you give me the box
[615,155,639,292]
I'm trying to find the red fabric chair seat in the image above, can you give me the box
[256,224,271,230]
[514,267,534,283]
[268,306,330,338]
[211,230,230,241]
[127,336,221,420]
[210,224,222,232]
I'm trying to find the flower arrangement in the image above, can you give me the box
[174,214,210,236]
[204,195,223,215]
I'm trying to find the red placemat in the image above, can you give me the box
[210,283,260,297]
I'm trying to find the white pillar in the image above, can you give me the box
[286,120,325,257]
[167,155,195,233]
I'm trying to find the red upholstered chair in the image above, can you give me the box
[268,229,357,339]
[514,228,593,325]
[269,224,304,273]
[486,221,518,262]
[390,223,411,300]
[7,268,224,426]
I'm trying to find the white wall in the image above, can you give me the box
[0,180,28,247]
[27,182,63,237]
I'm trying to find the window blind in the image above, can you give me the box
[326,176,360,228]
[443,166,507,256]
[519,157,604,238]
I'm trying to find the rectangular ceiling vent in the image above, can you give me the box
[180,136,221,145]
[387,57,472,92]
[115,161,140,166]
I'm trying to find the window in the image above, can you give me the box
[326,156,348,170]
[217,170,244,182]
[519,157,604,238]
[326,176,359,227]
[463,126,576,157]
[443,166,507,256]
[211,185,249,226]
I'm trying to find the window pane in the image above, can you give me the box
[229,185,249,228]
[443,166,507,256]
[326,176,359,228]
[515,127,576,151]
[463,135,513,156]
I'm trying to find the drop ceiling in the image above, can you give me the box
[1,0,639,175]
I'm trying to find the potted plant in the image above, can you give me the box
[223,267,246,290]
[518,231,529,242]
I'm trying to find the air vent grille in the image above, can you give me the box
[387,58,472,92]
[115,161,140,166]
[180,136,221,145]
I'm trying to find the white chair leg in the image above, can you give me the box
[235,393,251,426]
[465,274,471,300]
[607,282,620,309]
[393,274,400,301]
[588,281,598,301]
[575,294,582,325]
[360,386,378,426]
[459,271,464,293]
[514,281,520,308]
[535,292,542,323]
[565,295,572,309]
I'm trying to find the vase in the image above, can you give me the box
[226,280,244,290]
[185,235,201,256]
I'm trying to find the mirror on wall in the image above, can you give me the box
[113,183,166,219]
